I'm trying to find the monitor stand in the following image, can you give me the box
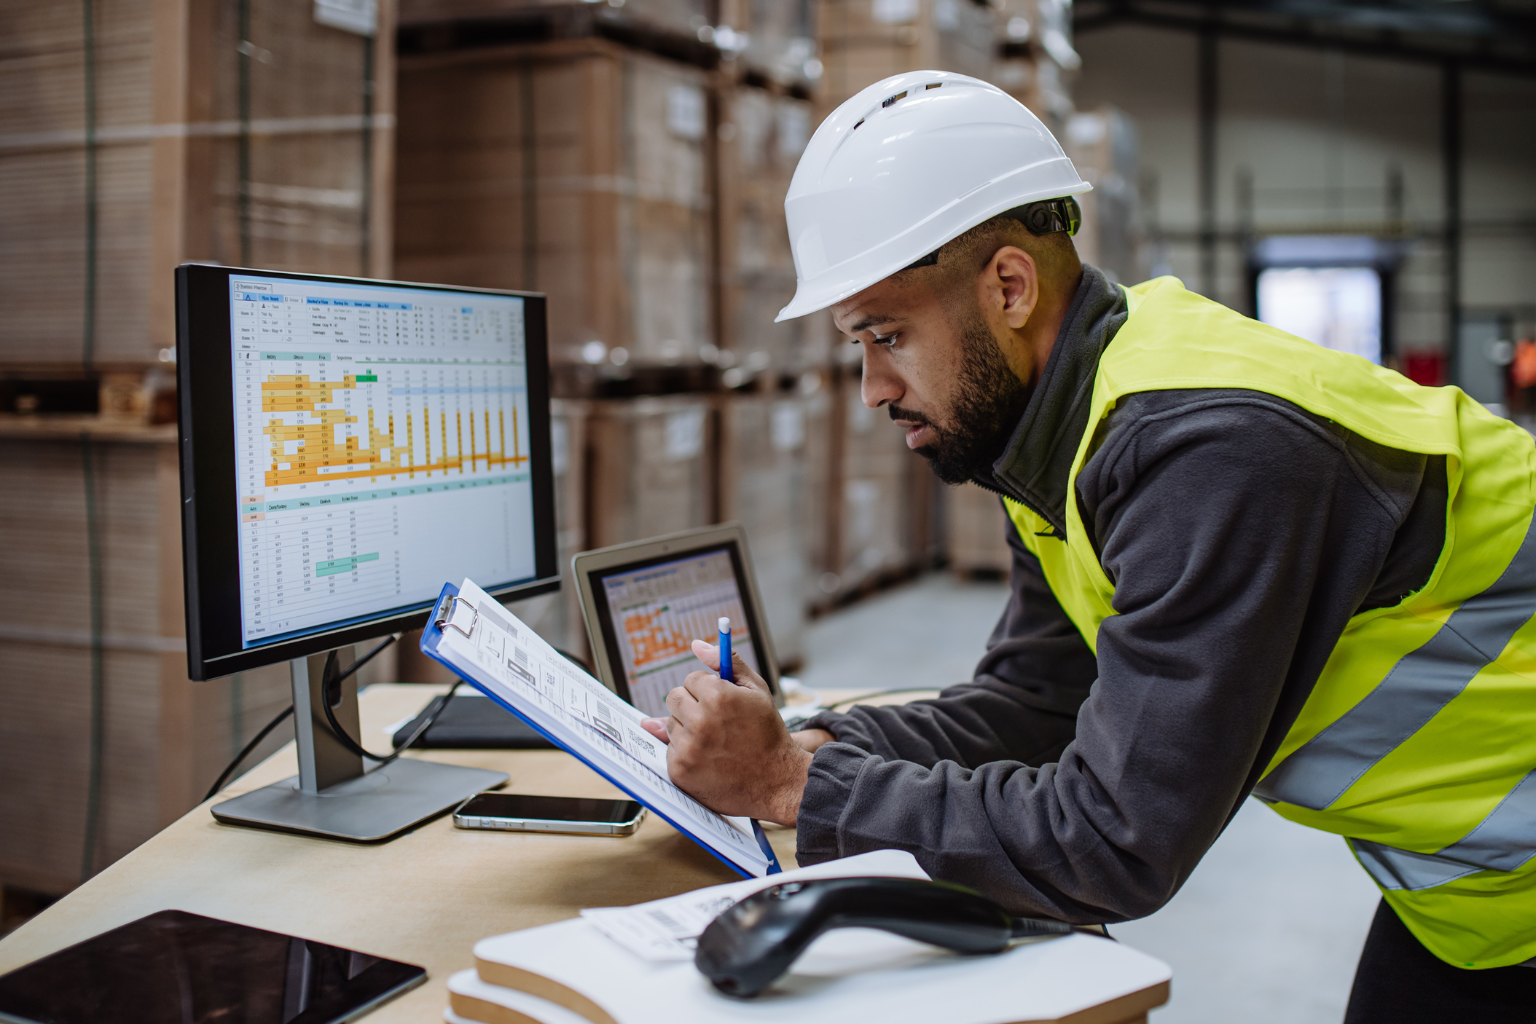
[211,648,507,842]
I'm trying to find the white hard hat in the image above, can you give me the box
[776,70,1090,322]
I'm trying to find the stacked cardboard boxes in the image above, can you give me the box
[945,483,1013,577]
[394,36,713,371]
[584,394,716,548]
[0,0,394,369]
[1065,106,1141,285]
[817,0,997,113]
[0,425,291,894]
[718,392,809,668]
[716,82,826,377]
[0,1,396,890]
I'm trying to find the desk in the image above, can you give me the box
[0,684,1168,1024]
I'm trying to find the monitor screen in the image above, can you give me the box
[591,545,763,717]
[178,265,556,679]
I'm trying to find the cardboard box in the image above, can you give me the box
[395,38,713,370]
[817,0,997,114]
[1065,106,1141,285]
[716,83,833,377]
[0,0,395,368]
[0,428,290,893]
[584,394,716,549]
[718,392,809,668]
[502,397,591,660]
[945,482,1013,576]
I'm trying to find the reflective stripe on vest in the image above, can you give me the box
[1005,275,1536,968]
[1255,516,1536,811]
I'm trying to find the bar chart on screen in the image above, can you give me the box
[227,274,539,648]
[604,549,762,715]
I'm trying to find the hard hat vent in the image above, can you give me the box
[881,90,908,109]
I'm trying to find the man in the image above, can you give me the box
[638,72,1536,1018]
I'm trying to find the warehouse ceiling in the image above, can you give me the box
[1074,0,1536,74]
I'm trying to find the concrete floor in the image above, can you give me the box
[796,573,1381,1024]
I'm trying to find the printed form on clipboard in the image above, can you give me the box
[423,578,780,878]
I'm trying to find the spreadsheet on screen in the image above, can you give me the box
[229,274,537,648]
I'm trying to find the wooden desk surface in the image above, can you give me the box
[0,684,1163,1024]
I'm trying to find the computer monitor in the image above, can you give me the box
[176,264,558,841]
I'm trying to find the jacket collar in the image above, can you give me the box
[979,264,1129,535]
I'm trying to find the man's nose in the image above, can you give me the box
[860,345,902,409]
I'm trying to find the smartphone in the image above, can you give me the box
[452,793,646,836]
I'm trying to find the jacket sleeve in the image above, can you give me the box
[800,511,1096,773]
[793,399,1418,922]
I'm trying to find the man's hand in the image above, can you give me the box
[638,639,812,826]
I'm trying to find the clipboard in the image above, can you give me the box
[421,579,781,879]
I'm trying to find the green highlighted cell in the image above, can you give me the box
[315,552,380,577]
[353,374,378,382]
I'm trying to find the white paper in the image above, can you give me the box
[580,849,929,961]
[434,578,774,877]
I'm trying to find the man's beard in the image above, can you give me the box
[890,309,1031,485]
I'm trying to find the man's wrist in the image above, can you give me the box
[766,746,814,827]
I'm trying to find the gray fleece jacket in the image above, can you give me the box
[794,266,1446,923]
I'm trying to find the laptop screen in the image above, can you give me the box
[587,543,764,717]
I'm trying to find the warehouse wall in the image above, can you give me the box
[1073,26,1536,364]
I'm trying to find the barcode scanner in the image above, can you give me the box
[694,876,1074,998]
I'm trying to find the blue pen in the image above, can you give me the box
[718,616,734,682]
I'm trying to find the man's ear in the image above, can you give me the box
[983,246,1040,331]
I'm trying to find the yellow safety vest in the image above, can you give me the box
[1005,276,1536,969]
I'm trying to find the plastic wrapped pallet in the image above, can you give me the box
[0,0,394,367]
[946,482,1013,577]
[0,428,290,894]
[1065,107,1141,286]
[717,83,833,377]
[718,393,809,669]
[584,395,715,549]
[817,0,997,113]
[395,38,713,370]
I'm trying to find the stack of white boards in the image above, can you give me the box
[441,851,1172,1024]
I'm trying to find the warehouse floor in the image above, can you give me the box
[796,573,1381,1024]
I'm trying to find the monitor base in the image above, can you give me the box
[211,758,507,842]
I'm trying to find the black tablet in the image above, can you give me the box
[0,910,425,1024]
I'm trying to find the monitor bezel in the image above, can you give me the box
[177,264,558,681]
[571,523,783,715]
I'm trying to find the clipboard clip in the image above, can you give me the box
[435,592,478,639]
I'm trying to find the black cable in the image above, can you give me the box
[825,687,940,712]
[202,633,403,800]
[318,639,464,765]
[204,704,295,802]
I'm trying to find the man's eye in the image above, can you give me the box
[872,333,897,347]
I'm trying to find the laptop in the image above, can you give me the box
[572,523,786,720]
